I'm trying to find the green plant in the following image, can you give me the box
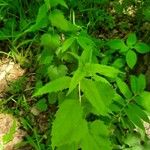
[0,0,150,149]
[107,33,150,69]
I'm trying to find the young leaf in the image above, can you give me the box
[51,99,87,149]
[126,33,137,47]
[33,76,71,96]
[126,50,137,69]
[81,79,114,115]
[134,42,150,53]
[116,78,132,99]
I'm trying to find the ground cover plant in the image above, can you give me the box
[0,0,150,149]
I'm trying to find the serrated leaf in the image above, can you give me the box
[134,42,150,53]
[126,50,137,69]
[127,33,137,47]
[33,76,71,96]
[85,63,121,78]
[51,99,87,149]
[116,78,132,99]
[81,79,114,115]
[49,10,77,31]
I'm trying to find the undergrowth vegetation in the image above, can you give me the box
[0,0,150,149]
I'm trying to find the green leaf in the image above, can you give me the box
[126,50,137,69]
[3,120,17,144]
[138,91,150,112]
[89,121,112,150]
[45,0,68,8]
[59,37,76,53]
[85,63,121,79]
[107,39,125,50]
[130,104,149,123]
[137,74,146,93]
[81,79,114,115]
[130,75,138,94]
[81,132,100,150]
[77,35,96,51]
[27,4,48,32]
[57,143,78,150]
[130,74,146,94]
[49,10,77,31]
[134,42,150,53]
[116,78,132,99]
[112,58,125,68]
[41,33,60,49]
[124,133,141,147]
[33,76,71,96]
[35,98,48,112]
[90,120,109,137]
[48,65,68,80]
[68,67,86,95]
[81,120,112,150]
[127,33,137,47]
[51,99,87,149]
[125,105,145,130]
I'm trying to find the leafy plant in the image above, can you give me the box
[107,33,150,69]
[1,0,150,149]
